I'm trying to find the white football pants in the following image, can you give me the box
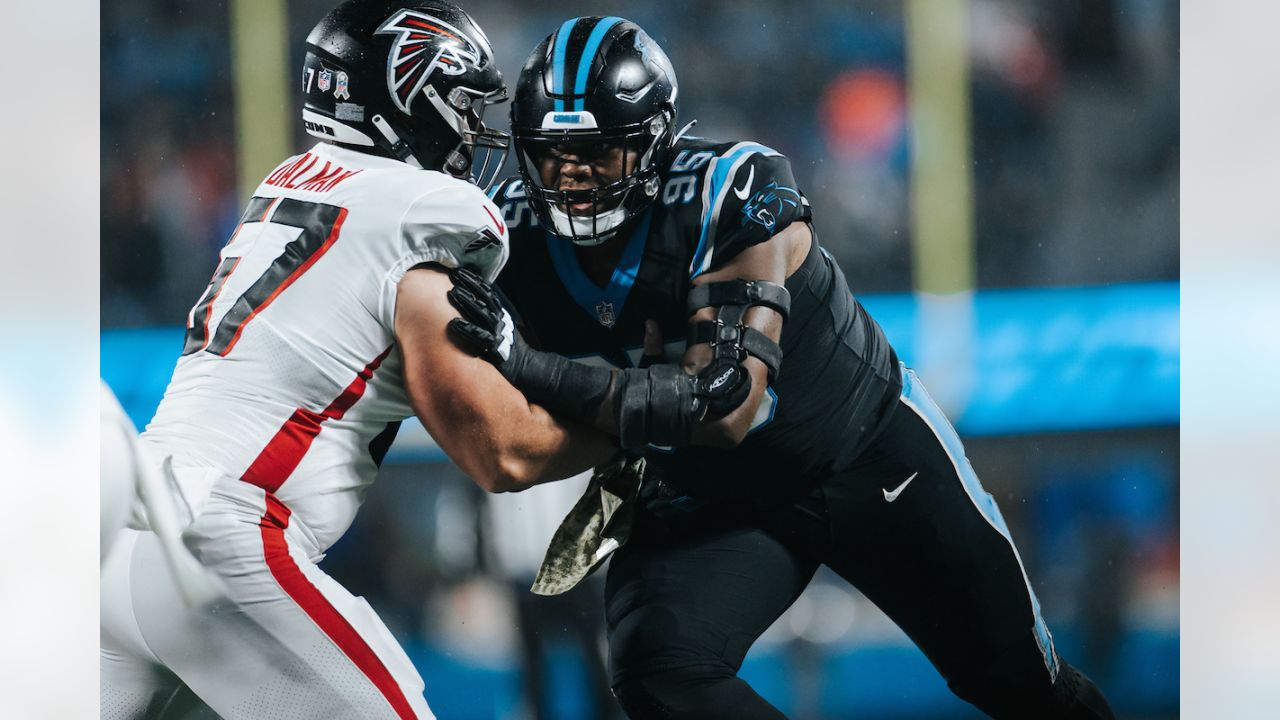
[100,478,434,719]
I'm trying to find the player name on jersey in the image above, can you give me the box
[265,152,363,193]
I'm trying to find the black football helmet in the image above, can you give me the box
[301,0,508,187]
[512,17,679,245]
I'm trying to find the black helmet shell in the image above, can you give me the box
[511,17,679,244]
[301,0,508,182]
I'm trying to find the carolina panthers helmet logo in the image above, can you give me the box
[376,9,482,114]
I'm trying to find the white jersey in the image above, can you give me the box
[141,142,509,552]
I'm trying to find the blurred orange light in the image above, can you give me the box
[820,68,906,160]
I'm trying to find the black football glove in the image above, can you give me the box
[446,266,518,370]
[445,267,615,424]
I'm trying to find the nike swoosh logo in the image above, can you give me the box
[732,164,755,200]
[882,472,919,502]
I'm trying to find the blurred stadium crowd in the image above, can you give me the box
[101,1,1178,718]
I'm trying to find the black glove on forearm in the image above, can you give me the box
[445,267,742,448]
[446,267,614,424]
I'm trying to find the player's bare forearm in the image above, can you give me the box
[396,265,617,492]
[418,367,616,491]
[500,405,618,491]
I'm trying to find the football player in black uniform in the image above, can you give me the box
[447,16,1114,720]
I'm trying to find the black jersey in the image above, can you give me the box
[493,136,901,504]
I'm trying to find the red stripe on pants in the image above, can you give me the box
[257,494,417,719]
[239,345,412,716]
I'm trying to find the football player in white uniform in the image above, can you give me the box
[100,2,616,718]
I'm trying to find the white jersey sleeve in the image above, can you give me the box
[379,182,510,331]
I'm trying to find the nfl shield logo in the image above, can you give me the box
[334,71,350,100]
[595,301,616,328]
[318,69,332,92]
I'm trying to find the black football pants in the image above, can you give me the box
[605,368,1114,720]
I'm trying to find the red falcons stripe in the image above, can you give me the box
[403,18,461,41]
[396,61,419,80]
[240,344,394,493]
[483,205,506,235]
[257,493,417,719]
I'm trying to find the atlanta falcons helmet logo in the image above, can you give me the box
[375,9,483,115]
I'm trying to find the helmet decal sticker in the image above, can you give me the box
[376,9,481,115]
[335,102,364,122]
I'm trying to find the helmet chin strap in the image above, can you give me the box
[371,114,424,169]
[423,85,473,178]
[549,204,628,246]
[372,85,507,183]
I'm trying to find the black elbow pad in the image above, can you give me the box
[686,279,788,383]
[614,360,753,449]
[616,365,695,449]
